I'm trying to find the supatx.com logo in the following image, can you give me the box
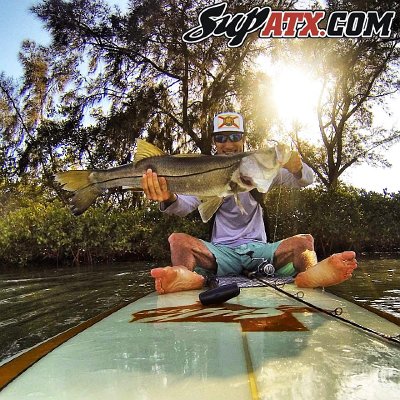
[182,2,396,47]
[130,302,316,332]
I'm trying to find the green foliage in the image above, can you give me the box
[356,189,400,251]
[264,185,400,257]
[18,0,283,168]
[0,183,399,267]
[0,193,208,266]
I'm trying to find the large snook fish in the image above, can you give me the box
[55,139,291,222]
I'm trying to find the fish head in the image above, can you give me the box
[236,143,292,193]
[252,143,291,169]
[275,143,292,165]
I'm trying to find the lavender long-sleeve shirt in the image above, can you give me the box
[161,164,314,247]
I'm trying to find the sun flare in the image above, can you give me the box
[271,64,322,127]
[255,56,323,142]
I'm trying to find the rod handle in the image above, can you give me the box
[199,283,240,305]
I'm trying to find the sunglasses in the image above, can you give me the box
[213,133,244,143]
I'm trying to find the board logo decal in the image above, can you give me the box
[130,302,315,332]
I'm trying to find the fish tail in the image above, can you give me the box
[55,170,102,215]
[55,170,94,191]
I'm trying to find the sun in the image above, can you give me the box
[255,56,323,142]
[271,63,322,128]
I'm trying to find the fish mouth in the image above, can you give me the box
[240,175,254,187]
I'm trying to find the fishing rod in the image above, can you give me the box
[200,272,400,345]
[200,235,400,345]
[250,273,400,346]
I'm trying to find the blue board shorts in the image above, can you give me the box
[197,240,296,277]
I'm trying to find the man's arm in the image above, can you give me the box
[141,169,200,216]
[271,151,314,188]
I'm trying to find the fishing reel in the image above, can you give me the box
[248,258,275,278]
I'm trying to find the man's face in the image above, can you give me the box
[213,132,245,155]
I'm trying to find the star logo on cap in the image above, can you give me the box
[218,115,240,129]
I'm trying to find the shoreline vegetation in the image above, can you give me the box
[1,184,399,268]
[0,1,399,271]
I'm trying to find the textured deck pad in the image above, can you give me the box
[215,274,294,288]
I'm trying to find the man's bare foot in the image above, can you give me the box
[295,251,357,288]
[151,266,205,294]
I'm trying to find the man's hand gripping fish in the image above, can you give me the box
[55,139,291,222]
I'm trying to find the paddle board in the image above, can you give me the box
[0,282,399,400]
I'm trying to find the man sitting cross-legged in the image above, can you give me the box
[142,112,357,294]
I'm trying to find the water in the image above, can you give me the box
[0,256,399,363]
[0,262,154,361]
[327,254,400,319]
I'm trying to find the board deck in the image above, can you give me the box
[1,284,399,400]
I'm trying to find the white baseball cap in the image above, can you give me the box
[213,112,244,133]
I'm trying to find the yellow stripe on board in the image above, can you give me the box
[241,331,260,400]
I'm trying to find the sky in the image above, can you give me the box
[0,1,399,193]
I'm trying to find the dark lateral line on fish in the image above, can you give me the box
[90,163,240,188]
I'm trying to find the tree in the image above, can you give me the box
[0,40,75,183]
[284,0,400,189]
[5,0,398,192]
[27,0,296,166]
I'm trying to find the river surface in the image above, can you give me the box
[0,255,399,362]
